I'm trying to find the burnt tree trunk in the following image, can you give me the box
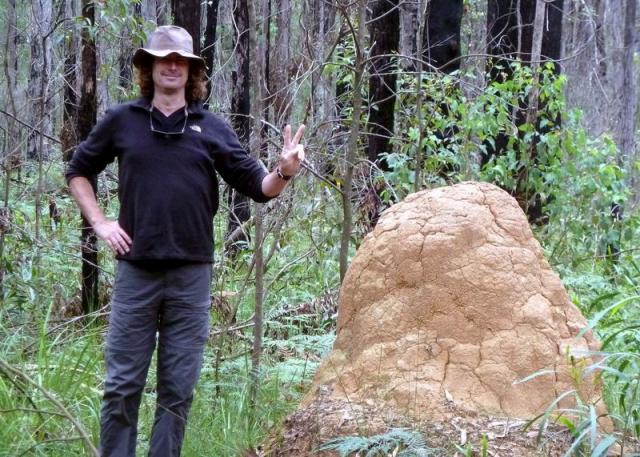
[414,0,463,188]
[487,0,563,72]
[203,0,220,106]
[77,0,99,314]
[422,0,463,73]
[363,0,400,228]
[367,0,400,171]
[171,0,201,52]
[225,0,252,255]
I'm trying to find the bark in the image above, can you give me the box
[619,0,637,196]
[140,0,156,22]
[594,0,608,79]
[156,0,170,25]
[339,1,367,282]
[208,0,234,110]
[171,0,201,53]
[27,0,53,161]
[62,0,79,162]
[117,3,141,98]
[34,0,57,246]
[269,0,291,124]
[562,0,606,134]
[95,24,109,116]
[0,0,20,291]
[399,0,418,65]
[414,0,428,192]
[460,0,487,94]
[564,0,634,152]
[78,0,99,315]
[231,0,251,141]
[422,0,463,73]
[248,0,267,406]
[334,21,351,128]
[364,0,400,228]
[226,0,252,255]
[415,0,463,189]
[367,0,400,171]
[308,0,338,139]
[525,0,547,126]
[262,0,272,133]
[203,0,220,105]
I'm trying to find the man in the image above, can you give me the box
[66,25,304,456]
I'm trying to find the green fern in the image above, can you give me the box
[316,428,435,456]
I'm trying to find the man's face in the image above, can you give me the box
[152,54,189,93]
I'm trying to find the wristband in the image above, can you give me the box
[276,166,293,181]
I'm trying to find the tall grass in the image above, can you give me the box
[0,318,331,456]
[0,169,341,455]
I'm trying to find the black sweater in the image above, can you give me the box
[65,98,270,262]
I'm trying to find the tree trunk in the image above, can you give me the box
[154,0,170,25]
[308,0,338,139]
[203,0,220,105]
[226,0,252,256]
[62,0,79,162]
[117,3,141,98]
[414,0,428,192]
[261,0,271,135]
[619,0,637,198]
[399,0,418,66]
[485,0,564,221]
[422,0,463,73]
[171,0,201,53]
[364,0,400,228]
[268,0,291,124]
[367,0,400,171]
[248,0,267,406]
[230,0,251,143]
[487,0,564,73]
[333,20,352,169]
[0,0,20,291]
[27,0,53,161]
[29,0,58,249]
[339,0,367,282]
[140,0,156,22]
[525,0,547,126]
[415,0,463,189]
[78,0,99,315]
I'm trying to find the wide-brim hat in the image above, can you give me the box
[132,25,206,69]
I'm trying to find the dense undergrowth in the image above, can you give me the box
[1,65,639,456]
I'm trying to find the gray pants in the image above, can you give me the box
[100,261,212,457]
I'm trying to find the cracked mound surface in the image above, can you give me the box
[307,182,601,419]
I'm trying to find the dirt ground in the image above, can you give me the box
[261,392,637,456]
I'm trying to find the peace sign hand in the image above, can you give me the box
[279,124,305,178]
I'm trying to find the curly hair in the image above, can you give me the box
[134,54,207,102]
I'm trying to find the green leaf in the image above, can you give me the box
[591,436,617,457]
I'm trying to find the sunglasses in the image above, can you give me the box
[149,106,188,136]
